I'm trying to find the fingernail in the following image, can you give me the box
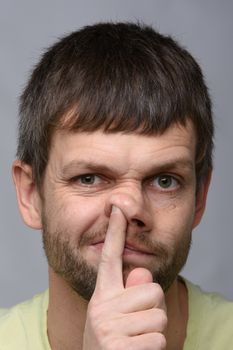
[111,205,120,214]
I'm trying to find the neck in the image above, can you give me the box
[47,270,188,350]
[165,277,188,349]
[47,268,88,350]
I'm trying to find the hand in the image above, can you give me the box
[83,206,167,350]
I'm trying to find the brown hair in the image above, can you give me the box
[17,22,213,186]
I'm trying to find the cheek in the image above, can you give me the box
[44,192,106,237]
[151,194,196,242]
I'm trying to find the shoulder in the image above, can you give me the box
[0,291,49,350]
[184,278,233,349]
[186,278,233,319]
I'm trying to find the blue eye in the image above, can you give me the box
[152,175,179,190]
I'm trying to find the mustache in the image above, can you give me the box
[78,222,168,258]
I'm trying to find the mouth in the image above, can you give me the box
[91,240,154,257]
[87,239,157,268]
[123,242,154,256]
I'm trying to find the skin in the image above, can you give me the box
[13,120,211,350]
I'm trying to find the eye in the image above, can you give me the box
[74,174,103,186]
[151,175,179,191]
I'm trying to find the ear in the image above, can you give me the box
[192,169,212,229]
[12,160,42,229]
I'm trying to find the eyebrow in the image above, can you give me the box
[60,160,117,176]
[150,159,194,172]
[60,158,194,177]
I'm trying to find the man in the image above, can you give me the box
[0,22,232,350]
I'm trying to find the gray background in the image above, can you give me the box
[0,0,232,308]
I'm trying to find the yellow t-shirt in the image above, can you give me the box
[183,279,233,349]
[0,279,233,349]
[0,291,50,350]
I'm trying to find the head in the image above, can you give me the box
[17,22,213,187]
[13,22,214,300]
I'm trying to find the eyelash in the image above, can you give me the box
[69,174,109,188]
[70,173,181,192]
[149,174,180,192]
[71,174,104,185]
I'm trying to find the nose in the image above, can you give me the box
[104,184,152,234]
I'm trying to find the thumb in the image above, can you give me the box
[125,267,153,288]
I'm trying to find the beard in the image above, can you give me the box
[42,214,192,301]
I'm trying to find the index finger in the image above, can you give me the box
[94,206,127,297]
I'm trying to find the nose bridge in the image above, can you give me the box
[105,181,152,230]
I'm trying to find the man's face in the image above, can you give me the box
[39,121,202,300]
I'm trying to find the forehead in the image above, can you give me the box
[48,121,196,170]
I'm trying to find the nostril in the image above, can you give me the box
[131,218,145,227]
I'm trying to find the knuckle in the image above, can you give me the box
[100,249,111,263]
[87,299,99,316]
[155,333,167,349]
[150,283,165,304]
[89,317,115,343]
[150,308,167,332]
[87,301,106,326]
[103,337,125,350]
[157,309,168,330]
[96,320,112,338]
[99,252,116,269]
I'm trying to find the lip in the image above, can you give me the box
[124,242,153,255]
[91,240,153,256]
